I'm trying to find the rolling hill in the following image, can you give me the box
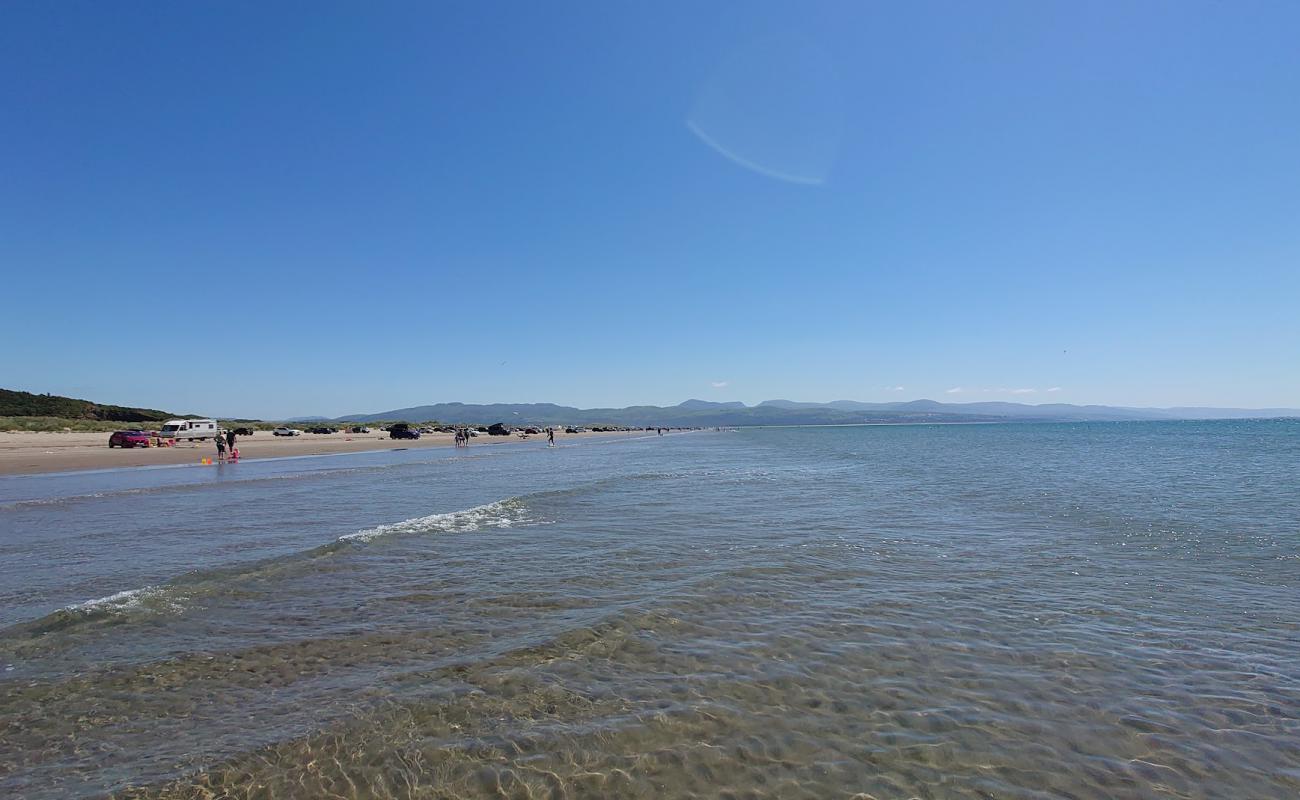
[0,389,188,423]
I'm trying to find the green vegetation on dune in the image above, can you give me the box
[0,416,151,433]
[2,417,293,433]
[0,391,447,433]
[0,388,189,423]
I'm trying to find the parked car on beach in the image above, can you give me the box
[389,423,420,440]
[308,427,338,434]
[232,427,255,436]
[108,430,151,448]
[273,427,303,436]
[349,426,371,434]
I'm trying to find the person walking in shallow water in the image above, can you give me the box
[215,432,227,463]
[547,427,555,446]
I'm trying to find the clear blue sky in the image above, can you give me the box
[3,1,1297,418]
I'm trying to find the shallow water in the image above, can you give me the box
[1,422,1297,798]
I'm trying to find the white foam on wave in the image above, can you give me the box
[339,499,536,544]
[44,500,535,625]
[74,587,153,609]
[65,585,184,616]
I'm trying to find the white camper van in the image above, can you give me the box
[159,419,220,441]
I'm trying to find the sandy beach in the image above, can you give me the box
[0,428,644,476]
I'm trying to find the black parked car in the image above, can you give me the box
[233,427,255,436]
[487,423,511,436]
[389,423,420,440]
[308,426,338,434]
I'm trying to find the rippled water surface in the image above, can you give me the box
[1,422,1298,798]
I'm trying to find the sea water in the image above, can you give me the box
[1,422,1297,798]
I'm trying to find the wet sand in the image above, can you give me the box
[0,429,640,476]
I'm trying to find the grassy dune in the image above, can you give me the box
[0,417,142,433]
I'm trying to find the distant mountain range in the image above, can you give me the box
[7,388,1294,428]
[308,399,1300,427]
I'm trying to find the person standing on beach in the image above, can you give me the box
[225,428,236,452]
[547,427,555,446]
[215,432,227,463]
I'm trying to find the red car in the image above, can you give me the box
[108,430,151,448]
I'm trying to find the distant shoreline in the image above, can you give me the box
[0,429,651,478]
[6,417,1294,478]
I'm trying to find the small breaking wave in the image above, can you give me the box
[339,498,536,544]
[2,498,543,641]
[66,585,188,619]
[10,586,188,638]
